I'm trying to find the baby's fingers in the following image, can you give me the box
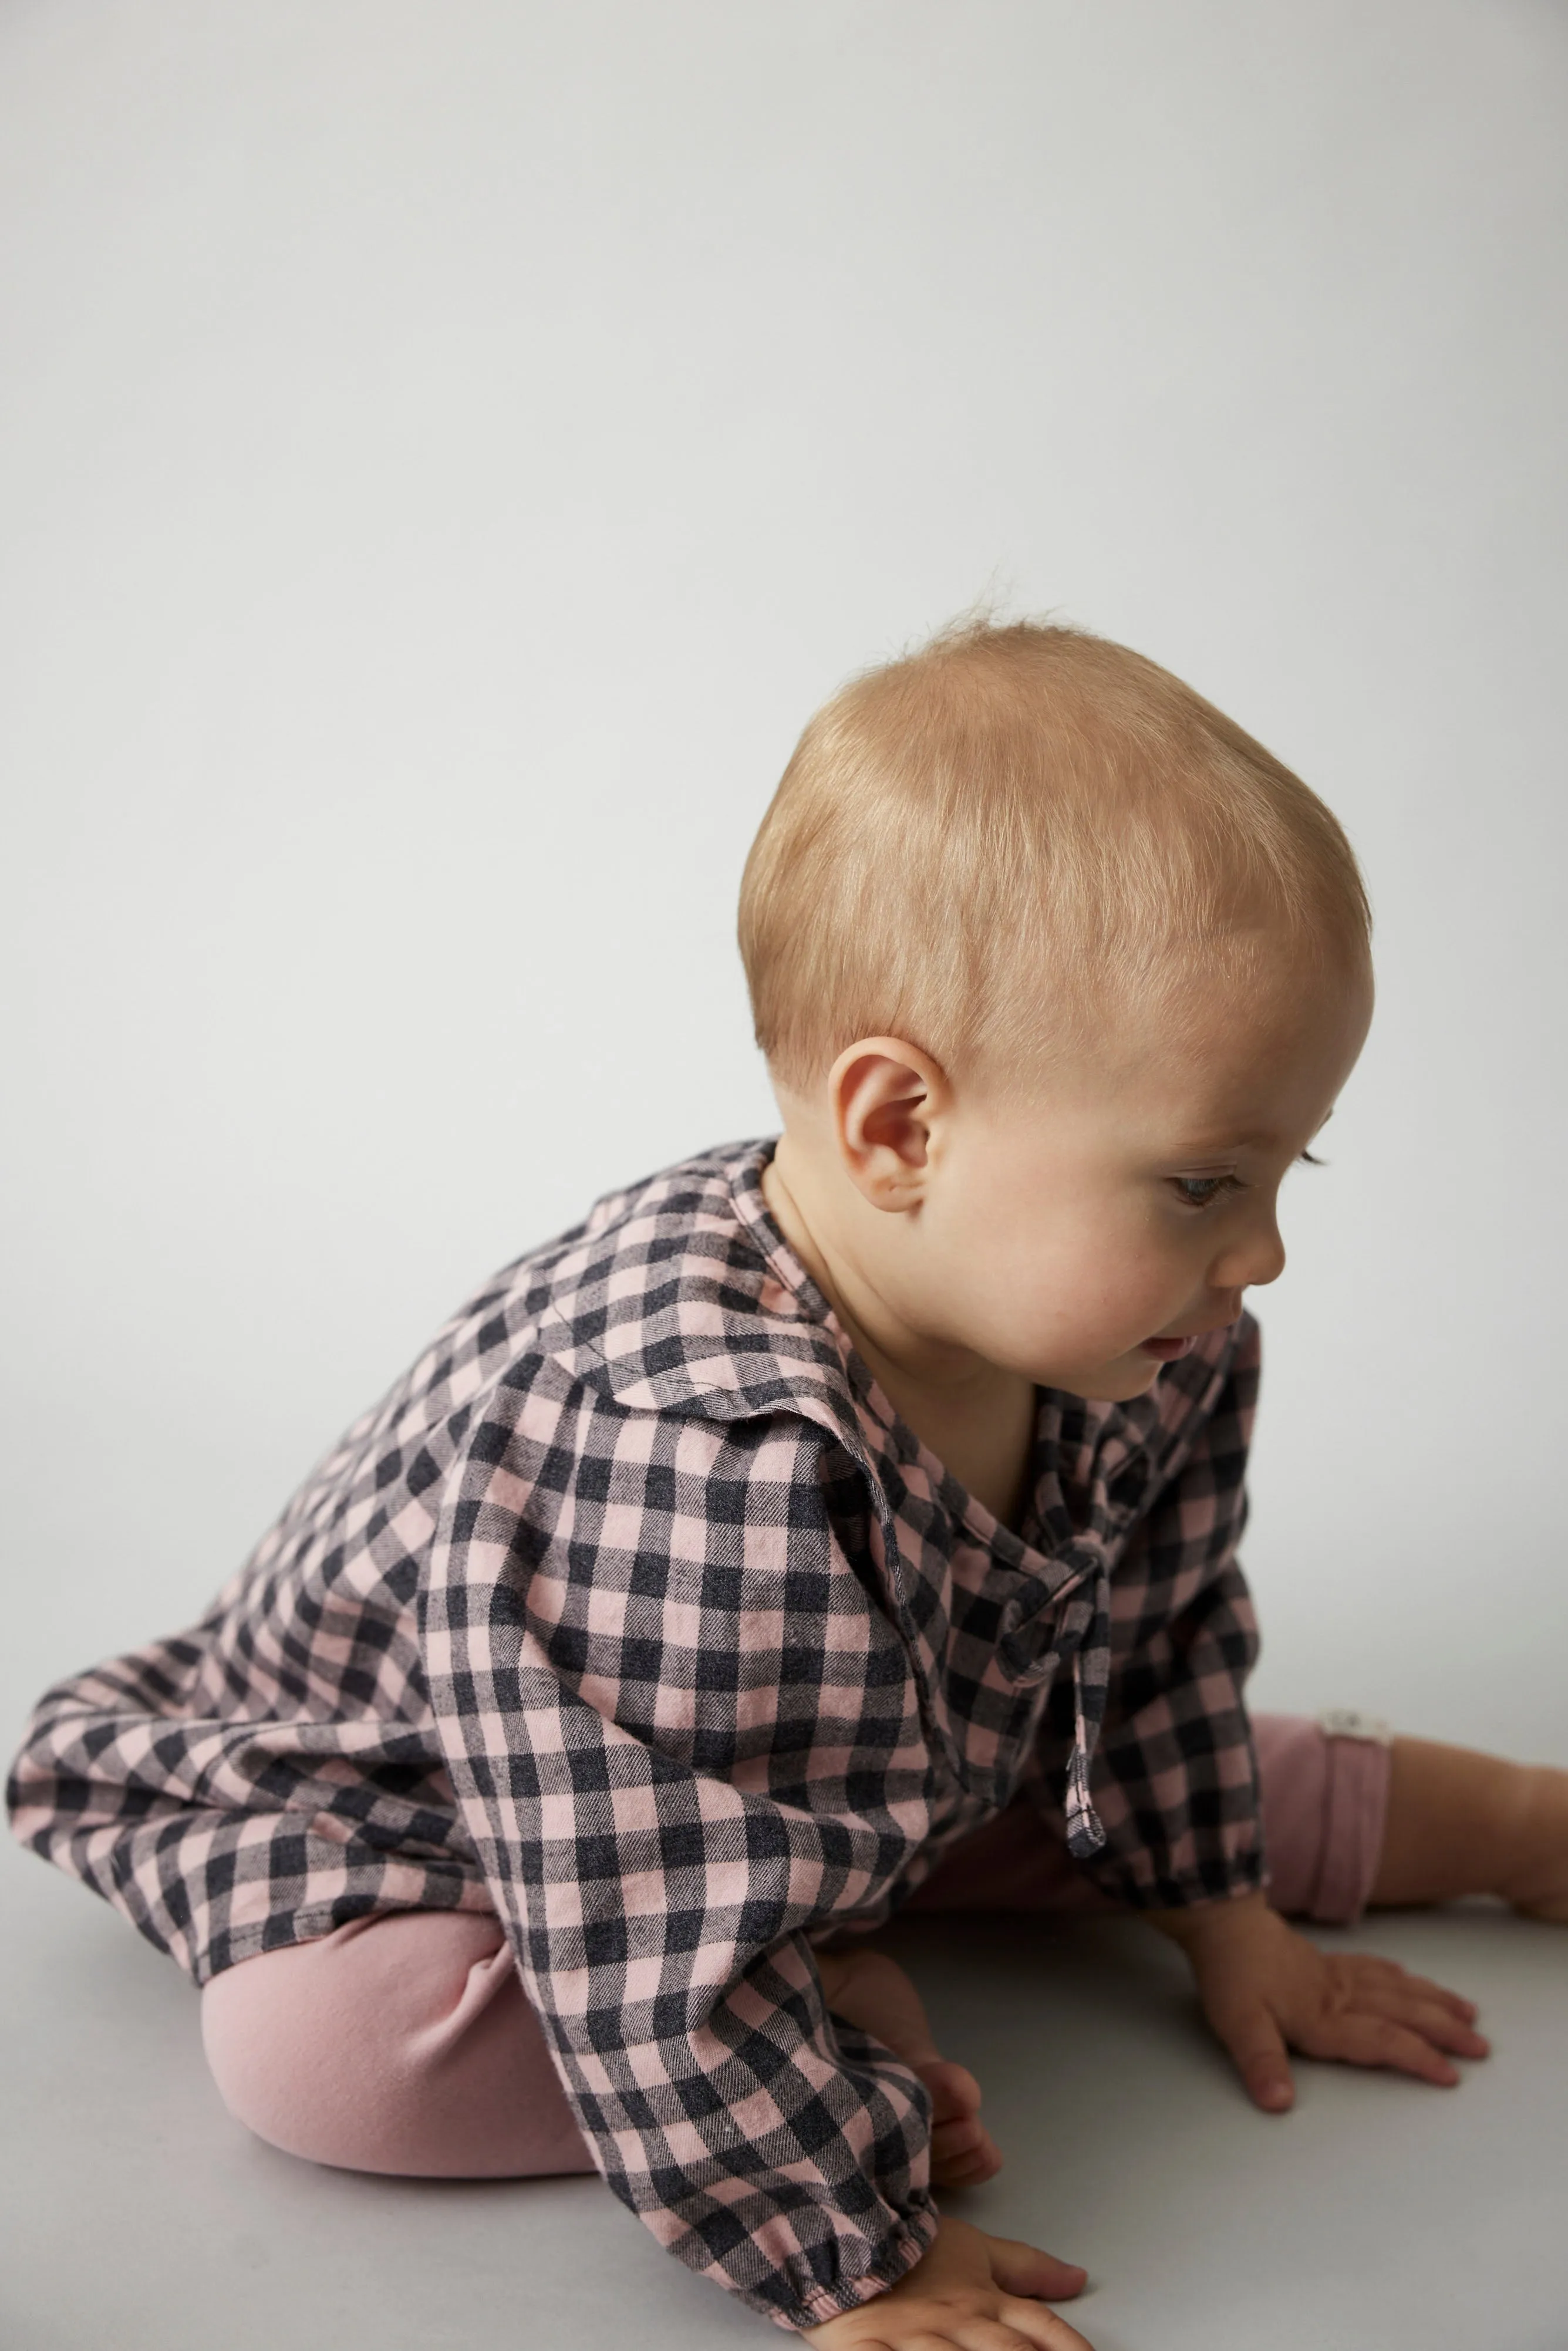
[1203,1991,1297,2111]
[930,2119,1004,2188]
[1304,2008,1462,2086]
[1352,1984,1490,2059]
[985,2232,1090,2304]
[848,2309,1094,2351]
[1348,1957,1481,2023]
[986,2300,1100,2349]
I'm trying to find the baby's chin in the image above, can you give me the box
[1040,1346,1169,1404]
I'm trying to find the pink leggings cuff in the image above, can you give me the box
[199,1711,1392,2181]
[1252,1711,1392,1926]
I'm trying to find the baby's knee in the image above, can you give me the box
[200,1907,588,2178]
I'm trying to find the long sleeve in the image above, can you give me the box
[420,1354,939,2332]
[1027,1317,1266,1910]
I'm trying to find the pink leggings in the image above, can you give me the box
[201,1711,1390,2181]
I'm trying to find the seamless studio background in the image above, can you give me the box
[4,1,1565,1773]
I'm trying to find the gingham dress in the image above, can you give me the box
[8,1135,1265,2332]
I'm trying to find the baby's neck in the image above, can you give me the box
[881,1370,1039,1532]
[760,1142,1037,1530]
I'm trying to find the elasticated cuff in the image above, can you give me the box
[1309,1709,1394,1926]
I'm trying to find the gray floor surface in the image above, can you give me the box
[4,1834,1565,2351]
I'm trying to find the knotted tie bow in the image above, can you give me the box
[996,1534,1114,1858]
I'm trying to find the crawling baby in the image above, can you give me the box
[11,617,1567,2347]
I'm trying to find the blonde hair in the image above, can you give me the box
[737,615,1371,1105]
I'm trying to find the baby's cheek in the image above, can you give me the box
[1019,1253,1159,1354]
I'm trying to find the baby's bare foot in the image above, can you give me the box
[816,1945,1004,2187]
[916,2056,1004,2187]
[1497,1764,1568,1923]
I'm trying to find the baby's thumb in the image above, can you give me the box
[984,2230,1089,2300]
[1209,1993,1295,2112]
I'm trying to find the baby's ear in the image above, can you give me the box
[829,1038,946,1210]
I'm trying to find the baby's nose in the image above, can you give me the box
[1233,1233,1287,1290]
[1213,1234,1284,1299]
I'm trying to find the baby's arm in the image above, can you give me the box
[421,1360,948,2333]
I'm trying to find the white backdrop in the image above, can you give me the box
[4,1,1564,1765]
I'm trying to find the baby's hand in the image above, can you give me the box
[801,2217,1094,2350]
[1151,1890,1490,2111]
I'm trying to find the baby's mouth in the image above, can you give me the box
[1138,1333,1197,1361]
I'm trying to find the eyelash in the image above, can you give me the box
[1168,1151,1324,1212]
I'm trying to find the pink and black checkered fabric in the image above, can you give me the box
[8,1136,1264,2331]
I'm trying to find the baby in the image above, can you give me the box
[9,618,1568,2349]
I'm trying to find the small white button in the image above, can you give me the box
[1315,1706,1395,1746]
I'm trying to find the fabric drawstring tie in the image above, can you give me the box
[1059,1559,1113,1859]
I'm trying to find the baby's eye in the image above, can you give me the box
[1168,1173,1242,1210]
